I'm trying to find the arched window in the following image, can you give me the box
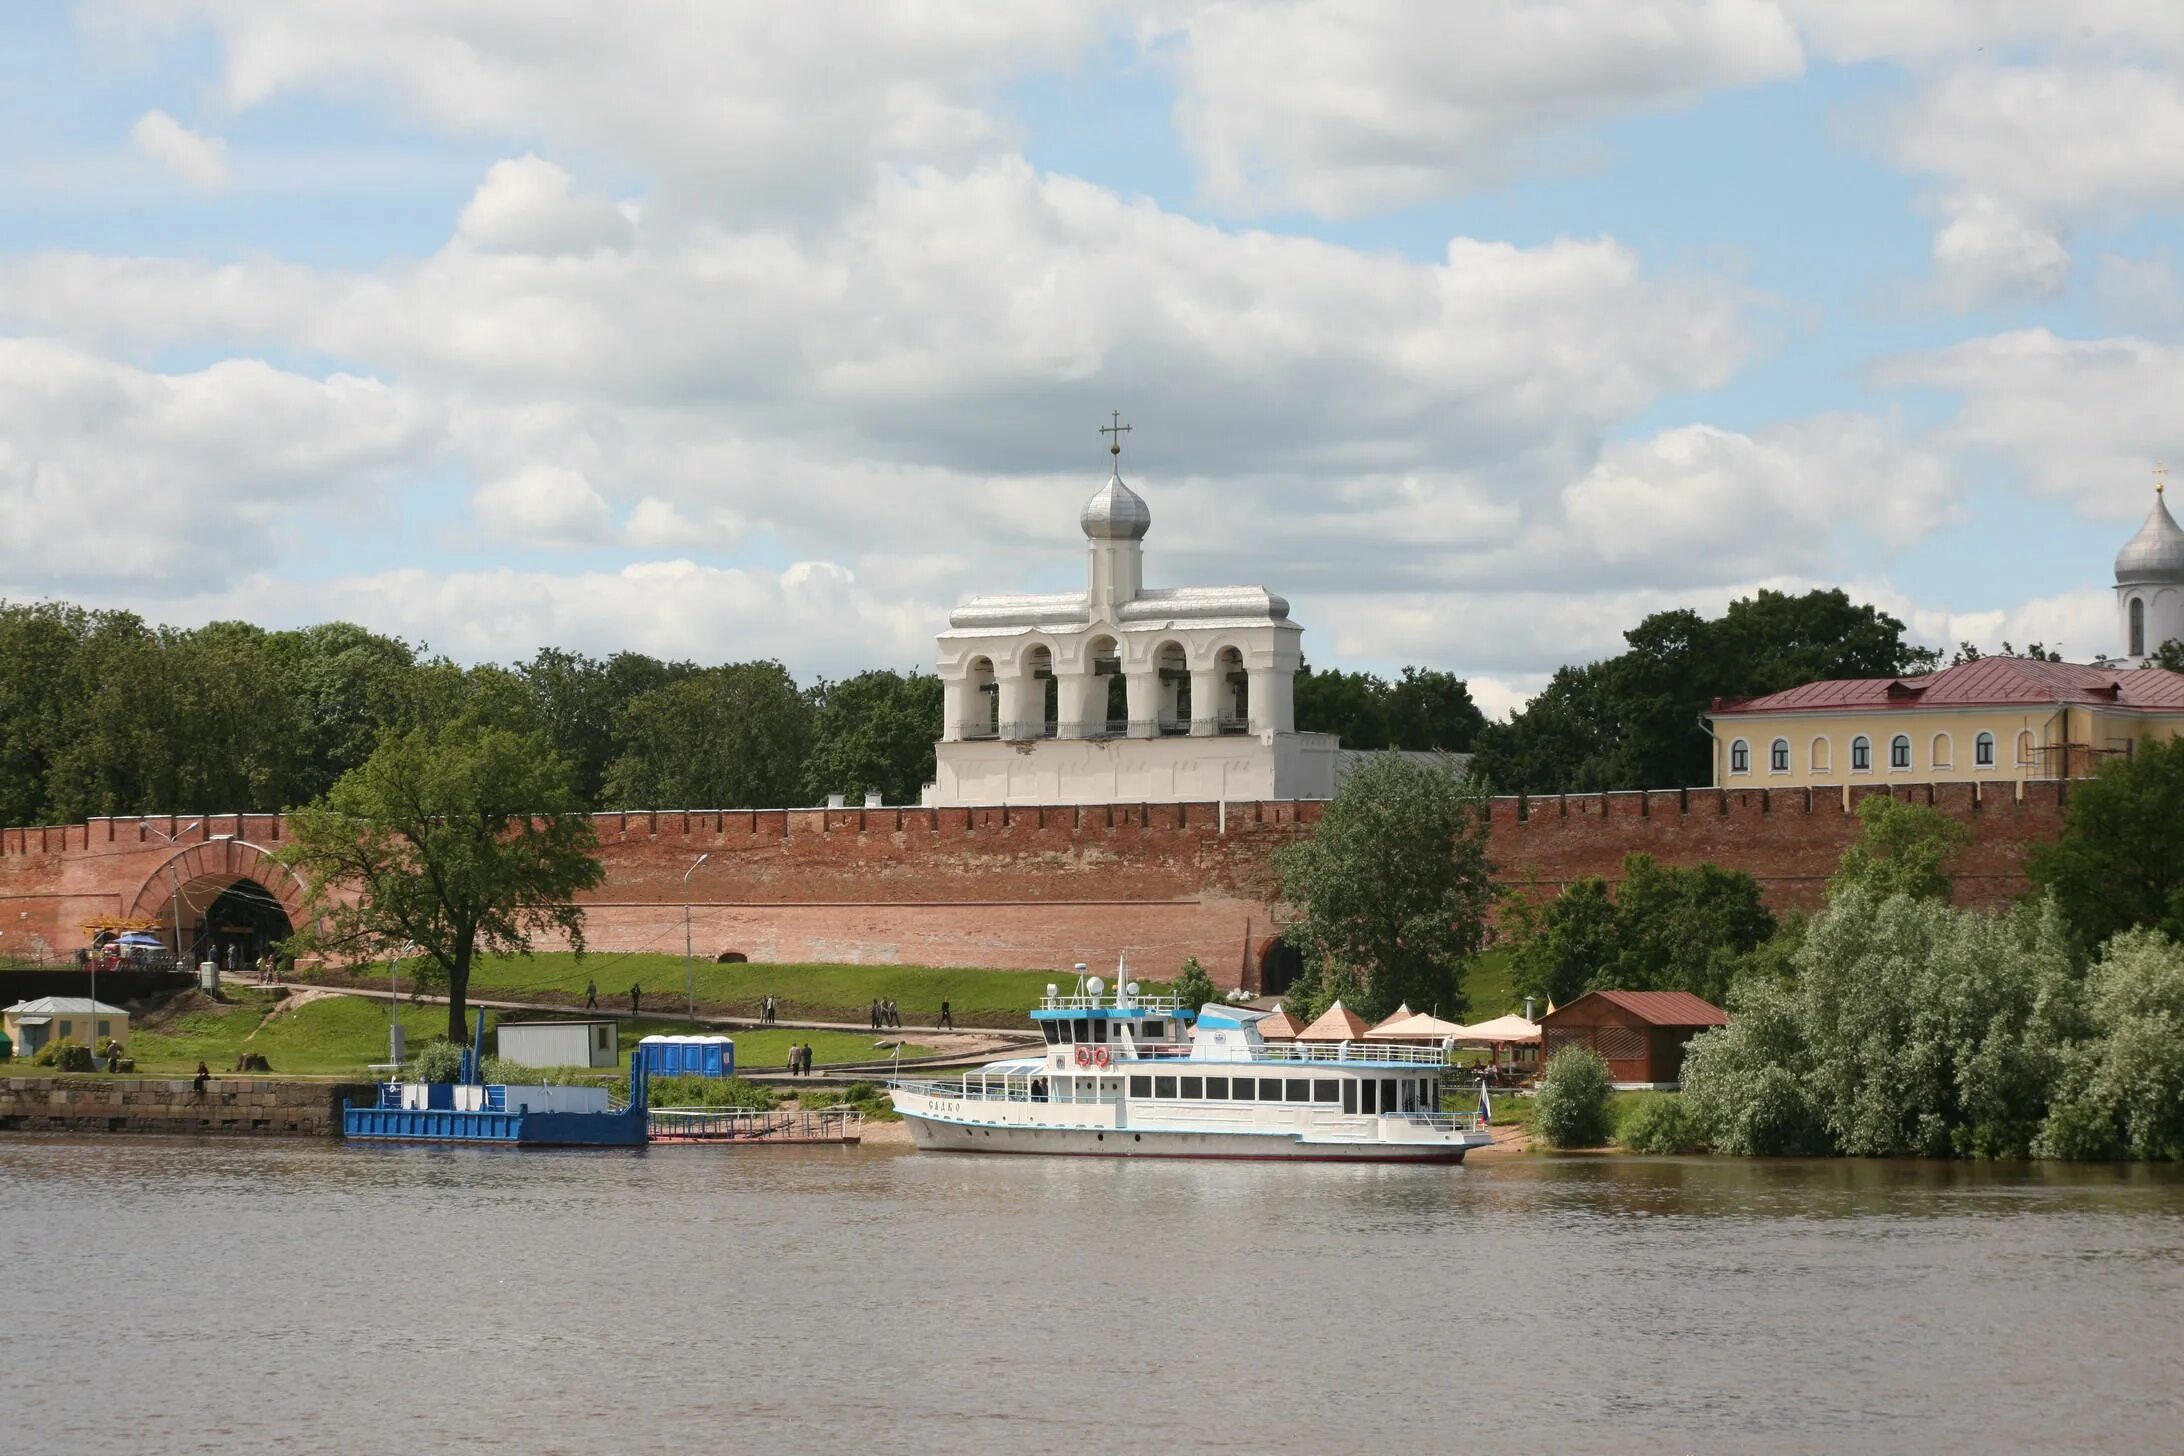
[1975,731,1996,767]
[1729,739,1751,774]
[2016,730,2037,767]
[1851,735,1872,772]
[1931,733,1953,770]
[1215,645,1248,733]
[2131,596,2147,657]
[1810,737,1833,775]
[1769,738,1790,773]
[1890,734,1912,770]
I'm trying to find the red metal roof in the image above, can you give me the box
[1555,990,1728,1027]
[1712,659,2184,715]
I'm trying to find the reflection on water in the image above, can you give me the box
[2,1139,2180,1455]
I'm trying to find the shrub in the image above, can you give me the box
[1534,1046,1613,1148]
[410,1039,465,1083]
[1681,981,1829,1156]
[2038,930,2184,1161]
[1168,957,1216,1011]
[648,1075,776,1110]
[43,1041,95,1073]
[1617,1093,1701,1154]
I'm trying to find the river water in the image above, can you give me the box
[2,1139,2180,1455]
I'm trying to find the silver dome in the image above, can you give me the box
[1080,469,1151,541]
[2115,493,2184,583]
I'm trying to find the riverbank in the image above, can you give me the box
[0,1075,370,1136]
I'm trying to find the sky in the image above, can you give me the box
[5,2,2184,719]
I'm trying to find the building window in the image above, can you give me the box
[1890,734,1912,770]
[1931,734,1952,770]
[1810,738,1832,775]
[2132,596,2146,658]
[1769,738,1790,773]
[58,1020,72,1039]
[1851,735,1872,772]
[1729,739,1751,774]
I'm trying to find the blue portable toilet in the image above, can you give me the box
[638,1034,734,1078]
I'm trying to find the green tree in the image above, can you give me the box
[1534,1046,1613,1148]
[801,669,944,806]
[1272,752,1493,1020]
[603,661,812,808]
[278,721,605,1042]
[1474,589,1934,793]
[1168,956,1217,1011]
[1294,664,1488,751]
[1504,876,1619,1008]
[1293,664,1390,747]
[2038,930,2184,1160]
[1829,794,1971,904]
[2029,738,2184,946]
[2144,638,2184,672]
[1504,855,1773,1008]
[518,648,696,806]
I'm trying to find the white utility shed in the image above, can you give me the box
[496,1020,619,1069]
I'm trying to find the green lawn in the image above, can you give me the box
[1463,946,1522,1019]
[321,953,1071,1028]
[15,989,929,1079]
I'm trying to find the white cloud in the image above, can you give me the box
[0,338,440,590]
[1878,329,2184,516]
[455,156,635,256]
[127,109,228,189]
[468,464,613,548]
[1156,0,1804,216]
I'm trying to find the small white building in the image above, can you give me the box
[495,1020,619,1070]
[929,421,1341,806]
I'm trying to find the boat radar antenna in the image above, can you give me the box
[1073,962,1089,1000]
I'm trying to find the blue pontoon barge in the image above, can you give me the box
[344,1011,650,1147]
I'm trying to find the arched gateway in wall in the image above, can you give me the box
[125,838,308,966]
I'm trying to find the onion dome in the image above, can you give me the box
[1080,467,1151,541]
[2115,489,2184,584]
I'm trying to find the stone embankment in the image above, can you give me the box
[0,1076,372,1137]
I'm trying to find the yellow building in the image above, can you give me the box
[2,997,129,1060]
[1704,657,2184,790]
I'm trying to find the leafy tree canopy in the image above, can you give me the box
[1505,853,1774,1008]
[1272,752,1493,1021]
[278,720,605,1042]
[1828,794,1971,905]
[801,669,943,807]
[1295,664,1487,752]
[1472,589,1934,793]
[2027,737,2184,947]
[602,661,812,809]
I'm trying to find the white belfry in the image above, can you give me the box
[927,415,1336,806]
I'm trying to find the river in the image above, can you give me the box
[2,1138,2180,1454]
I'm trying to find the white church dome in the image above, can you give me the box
[2115,491,2184,584]
[1080,469,1151,541]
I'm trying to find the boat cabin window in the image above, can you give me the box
[1205,1076,1229,1099]
[1091,1019,1108,1044]
[1142,1019,1167,1040]
[1154,1076,1177,1098]
[1361,1080,1378,1114]
[1259,1077,1284,1101]
[1342,1081,1357,1114]
[1284,1078,1308,1102]
[1129,1076,1152,1097]
[1181,1076,1203,1098]
[1313,1079,1339,1104]
[1073,1018,1091,1044]
[1041,1021,1059,1045]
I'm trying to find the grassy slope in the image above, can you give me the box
[38,990,926,1078]
[428,953,1069,1027]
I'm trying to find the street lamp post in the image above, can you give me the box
[683,853,710,1020]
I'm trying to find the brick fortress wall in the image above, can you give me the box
[0,783,2069,990]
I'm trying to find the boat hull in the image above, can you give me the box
[342,1105,648,1147]
[900,1111,1482,1163]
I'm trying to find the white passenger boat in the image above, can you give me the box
[890,973,1494,1162]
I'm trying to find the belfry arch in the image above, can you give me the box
[126,838,308,965]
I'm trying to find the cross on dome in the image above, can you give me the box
[1080,408,1150,541]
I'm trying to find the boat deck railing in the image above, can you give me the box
[1386,1111,1487,1132]
[648,1107,864,1143]
[1117,1040,1450,1066]
[896,1078,1121,1105]
[1040,992,1183,1012]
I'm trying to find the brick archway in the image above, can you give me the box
[127,839,308,929]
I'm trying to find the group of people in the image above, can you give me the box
[784,1042,815,1075]
[759,995,778,1024]
[869,998,903,1029]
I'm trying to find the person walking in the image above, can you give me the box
[193,1061,210,1098]
[786,1043,800,1075]
[940,999,953,1031]
[629,983,642,1016]
[584,979,598,1010]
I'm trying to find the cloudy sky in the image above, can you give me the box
[6,2,2182,716]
